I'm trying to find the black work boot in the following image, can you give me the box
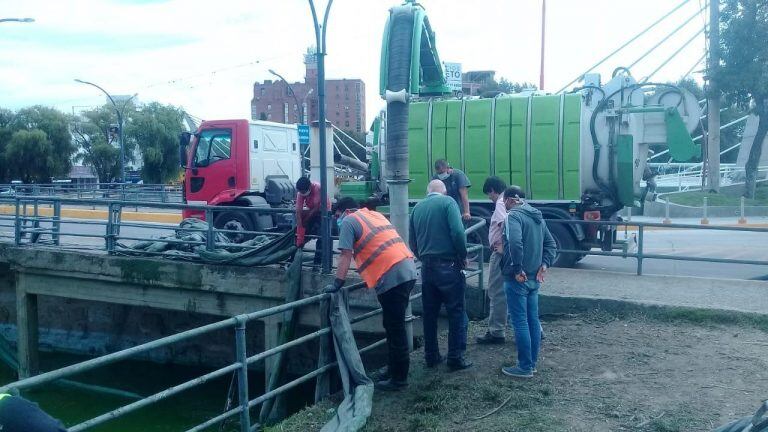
[447,357,473,372]
[375,379,408,391]
[425,354,445,368]
[476,332,505,345]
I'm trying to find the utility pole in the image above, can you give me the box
[539,0,546,91]
[308,0,333,274]
[706,0,721,192]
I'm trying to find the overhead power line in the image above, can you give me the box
[556,0,693,93]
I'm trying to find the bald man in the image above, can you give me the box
[409,180,471,371]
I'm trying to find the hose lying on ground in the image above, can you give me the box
[713,400,768,432]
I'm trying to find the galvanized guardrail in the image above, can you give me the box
[0,280,411,431]
[0,202,485,431]
[546,218,768,276]
[0,183,182,203]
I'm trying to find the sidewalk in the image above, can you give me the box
[542,267,768,317]
[0,204,182,224]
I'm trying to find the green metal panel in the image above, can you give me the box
[407,102,430,197]
[430,101,448,164]
[494,98,513,186]
[562,94,582,200]
[444,100,463,171]
[665,108,700,161]
[530,96,559,199]
[339,181,374,201]
[617,134,635,207]
[463,99,492,200]
[509,98,528,191]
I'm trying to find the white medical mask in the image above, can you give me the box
[437,172,450,180]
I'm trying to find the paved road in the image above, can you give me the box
[575,228,768,280]
[1,215,766,281]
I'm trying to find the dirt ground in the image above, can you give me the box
[270,311,768,432]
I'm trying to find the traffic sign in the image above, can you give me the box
[297,124,310,145]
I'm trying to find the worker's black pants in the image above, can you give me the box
[304,213,323,265]
[377,280,415,383]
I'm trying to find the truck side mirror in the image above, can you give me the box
[179,132,191,168]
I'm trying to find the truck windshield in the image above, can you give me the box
[194,129,232,167]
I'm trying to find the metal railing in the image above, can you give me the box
[0,209,486,431]
[0,183,183,203]
[0,280,415,431]
[547,218,768,276]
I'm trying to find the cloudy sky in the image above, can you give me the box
[0,0,707,125]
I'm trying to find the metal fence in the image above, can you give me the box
[0,203,486,431]
[547,218,768,276]
[0,183,183,203]
[0,280,405,431]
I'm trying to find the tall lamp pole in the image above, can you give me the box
[74,79,137,183]
[307,0,333,274]
[268,69,303,124]
[0,18,34,23]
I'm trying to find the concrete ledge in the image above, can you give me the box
[541,268,768,317]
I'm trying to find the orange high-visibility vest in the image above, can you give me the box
[349,208,414,289]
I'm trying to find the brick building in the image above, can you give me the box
[251,53,366,134]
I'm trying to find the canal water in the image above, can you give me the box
[0,352,267,431]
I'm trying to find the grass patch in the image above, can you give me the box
[262,399,336,432]
[663,185,768,207]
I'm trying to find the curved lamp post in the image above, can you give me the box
[307,0,333,273]
[74,79,137,183]
[0,18,34,23]
[268,69,302,124]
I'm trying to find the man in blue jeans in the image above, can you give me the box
[410,180,472,371]
[500,186,556,378]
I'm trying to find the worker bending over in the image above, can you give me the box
[295,176,329,268]
[328,197,417,391]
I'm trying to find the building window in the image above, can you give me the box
[345,111,349,118]
[268,114,272,120]
[260,88,265,96]
[344,106,349,110]
[345,121,349,127]
[267,104,272,111]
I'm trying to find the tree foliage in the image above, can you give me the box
[4,129,54,183]
[717,0,768,197]
[125,102,184,184]
[0,106,73,183]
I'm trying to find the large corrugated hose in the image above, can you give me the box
[385,8,414,180]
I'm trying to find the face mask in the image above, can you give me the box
[437,172,450,180]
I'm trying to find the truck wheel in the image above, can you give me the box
[214,211,254,243]
[547,222,579,268]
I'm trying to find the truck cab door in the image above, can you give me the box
[186,126,237,209]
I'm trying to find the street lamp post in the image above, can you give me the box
[268,69,303,124]
[307,0,333,274]
[74,79,137,183]
[0,18,34,23]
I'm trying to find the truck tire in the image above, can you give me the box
[214,210,253,243]
[547,222,579,268]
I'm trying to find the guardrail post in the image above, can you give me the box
[701,196,709,225]
[234,318,251,432]
[625,206,632,222]
[106,203,122,253]
[738,196,747,224]
[314,296,332,403]
[662,199,671,224]
[52,200,61,246]
[205,208,215,251]
[14,198,21,245]
[636,225,644,276]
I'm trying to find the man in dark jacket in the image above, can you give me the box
[499,186,556,378]
[410,180,472,371]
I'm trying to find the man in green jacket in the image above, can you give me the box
[409,180,472,371]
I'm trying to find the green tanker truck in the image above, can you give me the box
[339,0,702,267]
